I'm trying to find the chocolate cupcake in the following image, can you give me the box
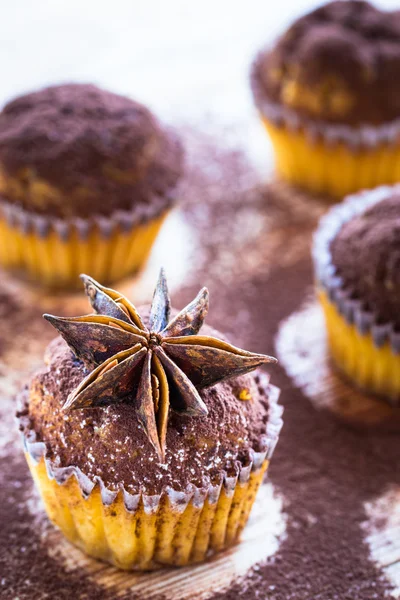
[17,270,282,569]
[313,185,400,402]
[0,84,183,288]
[251,1,400,197]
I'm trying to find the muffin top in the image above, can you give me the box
[330,195,400,327]
[18,272,279,495]
[0,84,183,218]
[19,337,273,495]
[252,1,400,126]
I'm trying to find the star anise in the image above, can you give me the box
[44,270,276,460]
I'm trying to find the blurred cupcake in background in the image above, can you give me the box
[0,84,183,288]
[313,185,400,403]
[251,1,400,198]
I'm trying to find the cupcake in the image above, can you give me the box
[0,84,183,288]
[313,185,400,402]
[17,270,282,570]
[251,1,400,197]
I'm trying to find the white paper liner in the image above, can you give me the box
[17,375,283,515]
[0,192,175,241]
[312,184,400,353]
[250,52,400,150]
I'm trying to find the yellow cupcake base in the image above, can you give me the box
[264,119,400,197]
[26,454,268,570]
[319,289,400,402]
[0,210,167,289]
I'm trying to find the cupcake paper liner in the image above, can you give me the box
[0,197,170,289]
[18,376,283,570]
[255,96,400,149]
[262,119,400,197]
[313,185,400,401]
[318,290,400,402]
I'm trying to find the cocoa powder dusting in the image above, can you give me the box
[331,194,400,329]
[0,127,397,598]
[0,83,183,218]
